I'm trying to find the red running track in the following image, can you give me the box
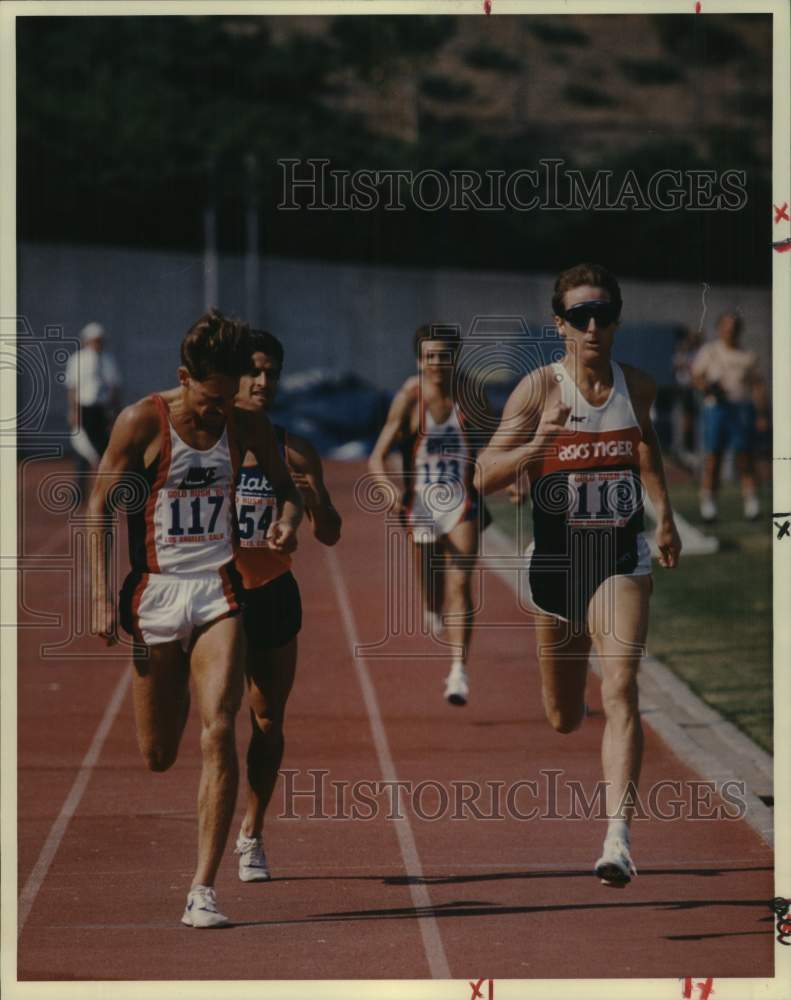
[16,457,774,980]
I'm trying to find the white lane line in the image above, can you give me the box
[18,664,132,936]
[324,547,451,980]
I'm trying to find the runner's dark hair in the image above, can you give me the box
[715,311,743,336]
[248,329,285,369]
[552,263,622,319]
[413,323,461,359]
[180,308,252,381]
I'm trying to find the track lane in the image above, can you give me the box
[17,458,775,980]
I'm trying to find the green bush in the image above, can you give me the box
[528,19,589,46]
[462,44,521,73]
[420,74,473,102]
[618,57,684,85]
[652,14,751,65]
[563,83,616,108]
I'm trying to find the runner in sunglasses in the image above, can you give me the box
[475,263,682,886]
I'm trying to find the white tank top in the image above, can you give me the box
[556,359,640,436]
[528,361,643,530]
[405,400,473,536]
[134,394,239,576]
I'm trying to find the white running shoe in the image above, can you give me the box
[594,837,637,888]
[235,833,271,882]
[744,494,760,521]
[425,610,444,636]
[444,663,469,706]
[181,885,230,928]
[700,494,718,522]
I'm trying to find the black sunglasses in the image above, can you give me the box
[560,300,620,332]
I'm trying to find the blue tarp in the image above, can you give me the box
[269,369,391,459]
[271,325,683,458]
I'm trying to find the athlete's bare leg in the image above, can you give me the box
[442,519,479,660]
[587,573,651,829]
[535,614,590,734]
[414,537,445,628]
[734,448,758,497]
[701,450,723,495]
[132,641,191,772]
[189,614,245,888]
[241,638,298,839]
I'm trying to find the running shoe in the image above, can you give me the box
[444,663,469,706]
[235,833,271,882]
[181,885,230,928]
[594,837,637,887]
[699,494,718,522]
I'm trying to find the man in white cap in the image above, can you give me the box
[64,321,122,502]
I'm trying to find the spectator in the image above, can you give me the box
[672,326,703,470]
[64,322,122,503]
[690,311,769,522]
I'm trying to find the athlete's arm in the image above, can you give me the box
[86,398,159,643]
[474,369,570,496]
[237,409,303,554]
[367,380,416,515]
[624,366,682,570]
[286,433,342,546]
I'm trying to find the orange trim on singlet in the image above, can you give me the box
[528,426,643,481]
[225,407,242,558]
[236,551,291,590]
[226,406,241,481]
[233,423,293,589]
[143,395,172,573]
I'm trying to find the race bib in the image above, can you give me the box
[163,486,230,544]
[567,470,640,528]
[236,495,276,548]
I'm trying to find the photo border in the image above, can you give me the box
[1,2,788,998]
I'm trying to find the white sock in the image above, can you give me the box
[606,819,630,843]
[450,659,466,675]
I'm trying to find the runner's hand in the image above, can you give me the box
[267,519,298,554]
[655,519,681,569]
[534,401,572,446]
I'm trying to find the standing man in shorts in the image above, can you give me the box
[368,324,491,706]
[89,310,303,927]
[690,311,769,522]
[475,264,682,884]
[64,321,122,503]
[233,329,342,882]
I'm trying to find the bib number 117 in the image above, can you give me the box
[169,495,224,536]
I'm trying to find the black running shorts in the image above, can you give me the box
[242,570,302,650]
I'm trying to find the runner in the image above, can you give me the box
[88,310,303,927]
[368,324,491,706]
[475,263,682,885]
[232,329,342,882]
